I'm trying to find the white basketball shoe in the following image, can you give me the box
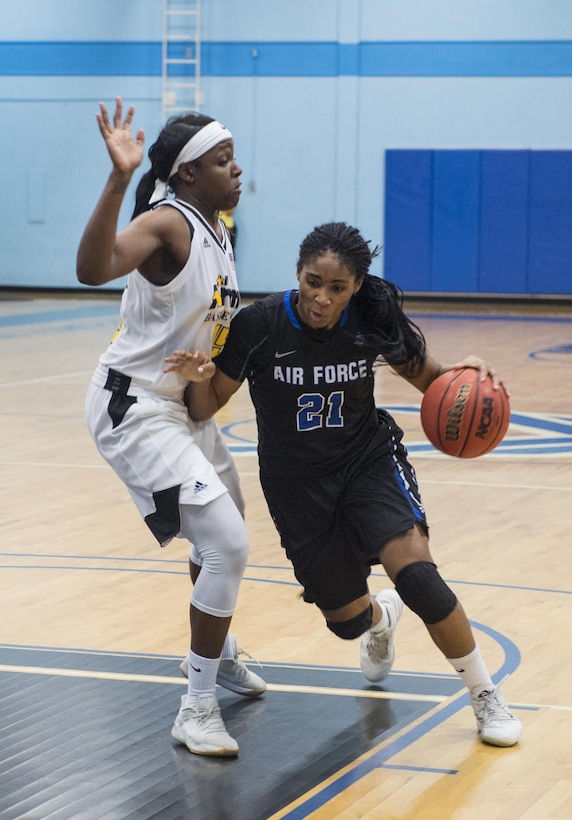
[360,589,404,682]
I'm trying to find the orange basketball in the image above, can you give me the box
[420,368,510,458]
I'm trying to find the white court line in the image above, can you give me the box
[0,664,443,702]
[0,371,93,388]
[421,479,572,492]
[1,459,570,491]
[0,664,570,711]
[0,460,108,469]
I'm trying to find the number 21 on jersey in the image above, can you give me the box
[297,391,344,430]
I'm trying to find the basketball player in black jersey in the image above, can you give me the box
[165,222,522,748]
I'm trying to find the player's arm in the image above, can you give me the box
[164,350,243,420]
[189,368,243,420]
[394,353,503,394]
[78,205,180,285]
[77,98,150,286]
[393,354,444,394]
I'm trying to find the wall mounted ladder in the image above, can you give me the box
[162,0,202,120]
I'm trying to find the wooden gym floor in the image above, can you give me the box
[0,291,571,819]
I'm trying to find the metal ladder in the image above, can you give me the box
[162,0,202,120]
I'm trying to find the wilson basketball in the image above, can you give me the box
[420,368,510,458]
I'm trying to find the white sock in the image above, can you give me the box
[185,651,220,707]
[220,632,237,661]
[447,645,493,695]
[369,601,389,633]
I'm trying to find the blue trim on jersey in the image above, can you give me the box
[284,290,301,328]
[282,290,350,329]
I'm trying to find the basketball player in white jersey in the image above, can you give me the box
[77,97,265,757]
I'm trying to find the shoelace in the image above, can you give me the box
[365,631,390,659]
[229,646,263,674]
[474,676,513,721]
[184,701,225,732]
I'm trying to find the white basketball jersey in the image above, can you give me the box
[95,200,240,400]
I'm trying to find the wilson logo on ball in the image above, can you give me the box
[444,383,472,442]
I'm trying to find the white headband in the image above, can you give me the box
[149,120,233,204]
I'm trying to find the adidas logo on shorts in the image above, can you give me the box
[193,481,208,494]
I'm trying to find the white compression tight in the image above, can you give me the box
[179,493,249,618]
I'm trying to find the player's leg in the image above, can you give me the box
[182,418,265,696]
[181,543,266,697]
[320,589,404,682]
[365,411,521,746]
[379,526,522,747]
[171,493,248,757]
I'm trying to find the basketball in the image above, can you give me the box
[420,368,510,458]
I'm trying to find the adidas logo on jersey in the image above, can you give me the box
[203,237,211,248]
[193,481,208,494]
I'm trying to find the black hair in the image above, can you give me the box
[297,222,426,373]
[297,222,379,281]
[131,112,215,220]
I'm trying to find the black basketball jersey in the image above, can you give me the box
[215,290,389,475]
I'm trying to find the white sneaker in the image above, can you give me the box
[360,589,404,682]
[171,694,239,757]
[471,678,522,747]
[179,635,267,697]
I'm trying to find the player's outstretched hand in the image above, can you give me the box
[164,350,216,381]
[449,355,507,392]
[96,96,145,175]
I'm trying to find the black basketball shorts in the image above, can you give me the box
[261,409,428,611]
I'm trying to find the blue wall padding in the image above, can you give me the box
[479,151,530,293]
[384,150,433,291]
[384,148,572,295]
[432,151,481,292]
[528,151,572,294]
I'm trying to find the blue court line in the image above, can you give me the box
[0,643,459,686]
[0,643,453,680]
[509,413,572,434]
[408,312,572,323]
[0,305,119,327]
[2,305,568,330]
[222,408,572,457]
[3,564,568,596]
[0,564,301,586]
[0,552,294,571]
[1,553,569,596]
[279,620,524,819]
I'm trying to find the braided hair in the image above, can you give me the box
[296,222,426,373]
[131,112,215,220]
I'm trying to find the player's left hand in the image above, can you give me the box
[450,355,507,392]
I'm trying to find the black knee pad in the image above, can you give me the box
[327,604,373,640]
[395,561,457,625]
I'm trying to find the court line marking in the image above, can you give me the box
[0,371,95,388]
[0,643,461,681]
[0,663,558,712]
[270,619,524,820]
[0,664,447,703]
[1,459,570,491]
[1,555,570,596]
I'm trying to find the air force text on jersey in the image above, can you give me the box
[273,359,368,385]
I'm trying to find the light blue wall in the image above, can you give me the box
[2,0,572,294]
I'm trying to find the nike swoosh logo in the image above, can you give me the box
[190,664,202,673]
[275,350,296,358]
